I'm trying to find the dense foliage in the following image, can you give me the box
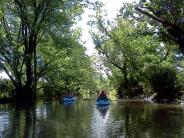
[0,0,101,102]
[0,0,184,103]
[90,2,184,101]
[135,0,184,52]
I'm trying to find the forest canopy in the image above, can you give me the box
[0,0,102,102]
[90,1,184,102]
[0,0,184,103]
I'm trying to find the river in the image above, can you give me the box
[0,99,184,138]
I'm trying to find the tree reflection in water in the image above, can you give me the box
[0,104,37,138]
[0,100,184,138]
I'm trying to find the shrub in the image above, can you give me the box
[143,61,177,101]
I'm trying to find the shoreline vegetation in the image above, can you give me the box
[1,89,184,105]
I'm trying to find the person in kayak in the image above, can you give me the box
[64,92,73,99]
[97,90,108,101]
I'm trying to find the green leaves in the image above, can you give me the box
[144,61,176,84]
[91,2,181,99]
[38,35,98,94]
[136,0,184,52]
[0,0,88,98]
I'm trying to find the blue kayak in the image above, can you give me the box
[63,96,76,102]
[96,100,110,106]
[64,101,75,105]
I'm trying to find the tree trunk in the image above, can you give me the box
[122,61,129,90]
[14,50,36,104]
[117,86,124,98]
[25,53,33,89]
[33,47,37,93]
[15,85,36,104]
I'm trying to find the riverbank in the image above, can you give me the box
[0,92,184,105]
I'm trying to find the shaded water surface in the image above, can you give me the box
[0,99,184,138]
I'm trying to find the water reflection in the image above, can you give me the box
[116,101,184,138]
[0,111,10,138]
[0,104,37,138]
[96,105,109,119]
[63,101,76,106]
[90,105,111,138]
[0,100,184,138]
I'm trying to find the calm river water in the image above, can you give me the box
[0,99,184,138]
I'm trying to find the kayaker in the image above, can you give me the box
[64,92,73,99]
[97,90,108,101]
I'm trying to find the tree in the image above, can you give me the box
[0,0,85,103]
[40,39,98,96]
[91,15,159,97]
[135,0,184,52]
[143,61,177,102]
[90,3,180,99]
